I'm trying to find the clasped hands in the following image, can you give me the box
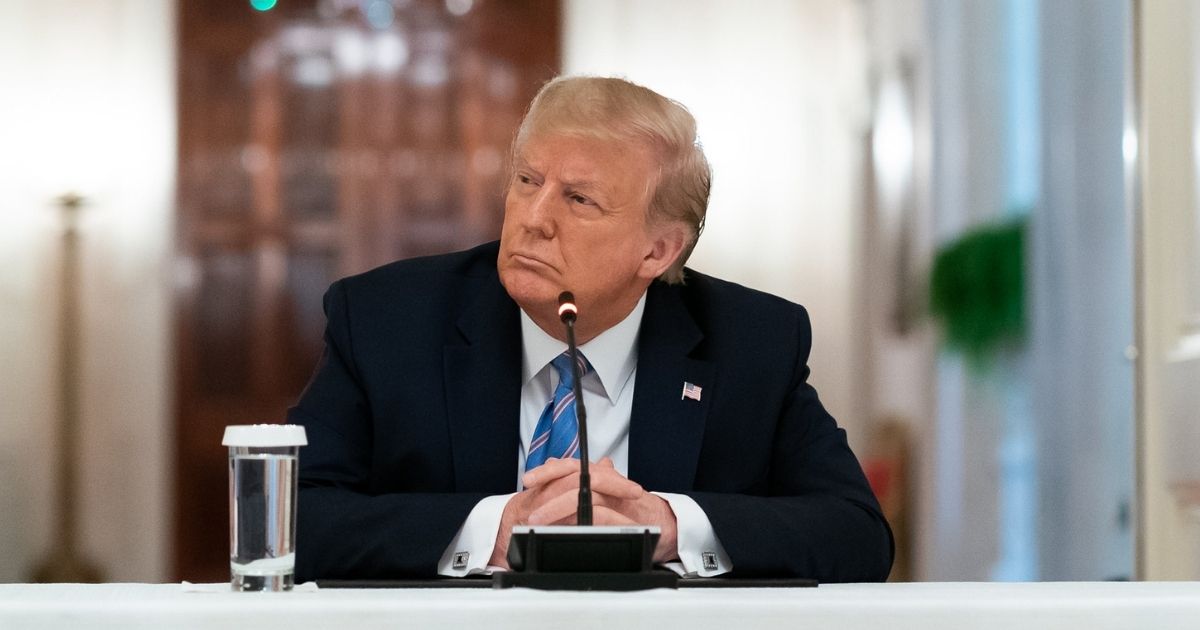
[489,457,679,568]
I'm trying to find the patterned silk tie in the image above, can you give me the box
[525,351,592,471]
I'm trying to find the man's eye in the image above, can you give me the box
[569,194,594,205]
[517,174,537,186]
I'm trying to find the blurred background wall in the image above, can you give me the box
[0,0,175,581]
[169,0,560,581]
[0,0,1197,583]
[563,0,872,459]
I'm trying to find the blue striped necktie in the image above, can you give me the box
[525,351,592,471]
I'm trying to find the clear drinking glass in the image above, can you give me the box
[222,424,307,591]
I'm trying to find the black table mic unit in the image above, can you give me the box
[493,292,675,591]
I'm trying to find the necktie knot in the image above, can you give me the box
[550,351,591,391]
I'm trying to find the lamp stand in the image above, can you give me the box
[30,192,104,583]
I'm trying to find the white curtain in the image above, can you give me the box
[1031,0,1134,581]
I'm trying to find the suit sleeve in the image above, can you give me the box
[288,280,486,581]
[686,307,894,582]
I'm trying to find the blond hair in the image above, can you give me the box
[512,76,711,284]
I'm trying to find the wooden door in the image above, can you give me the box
[174,0,559,582]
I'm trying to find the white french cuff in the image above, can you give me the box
[652,492,733,577]
[436,493,517,577]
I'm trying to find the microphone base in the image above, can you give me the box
[492,570,677,591]
[498,525,674,591]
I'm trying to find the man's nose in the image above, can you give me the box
[521,186,558,237]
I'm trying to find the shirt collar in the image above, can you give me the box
[519,292,646,404]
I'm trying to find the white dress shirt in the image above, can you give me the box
[437,293,732,577]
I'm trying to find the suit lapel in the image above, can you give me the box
[443,275,523,494]
[628,282,714,493]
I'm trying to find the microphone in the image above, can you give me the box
[557,291,592,526]
[495,290,673,590]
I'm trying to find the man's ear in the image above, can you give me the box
[638,224,688,280]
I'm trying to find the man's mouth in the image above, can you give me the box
[511,252,556,271]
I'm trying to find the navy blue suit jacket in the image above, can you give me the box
[288,241,893,582]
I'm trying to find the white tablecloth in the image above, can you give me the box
[1,581,1198,630]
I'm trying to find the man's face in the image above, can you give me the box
[498,132,679,338]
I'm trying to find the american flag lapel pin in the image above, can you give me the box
[681,381,702,401]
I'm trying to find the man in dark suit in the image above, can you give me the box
[289,76,893,583]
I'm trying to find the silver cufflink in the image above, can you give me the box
[453,551,470,569]
[702,552,717,571]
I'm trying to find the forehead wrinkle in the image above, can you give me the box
[545,154,615,199]
[513,153,536,172]
[567,174,637,209]
[560,176,603,194]
[519,136,652,208]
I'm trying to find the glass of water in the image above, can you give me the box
[222,424,307,591]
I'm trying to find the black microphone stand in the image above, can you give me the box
[560,297,593,526]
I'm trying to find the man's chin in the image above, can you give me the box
[498,267,559,311]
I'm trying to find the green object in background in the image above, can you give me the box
[929,219,1026,367]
